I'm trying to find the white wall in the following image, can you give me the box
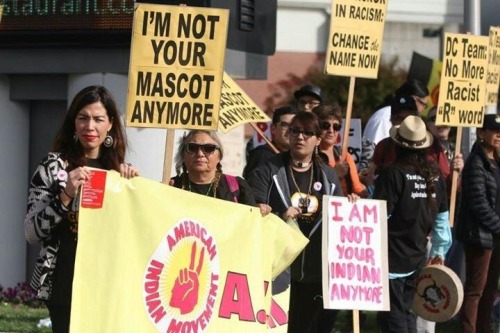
[277,0,463,69]
[0,75,29,287]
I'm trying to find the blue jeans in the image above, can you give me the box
[378,273,418,333]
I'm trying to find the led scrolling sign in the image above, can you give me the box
[1,0,134,29]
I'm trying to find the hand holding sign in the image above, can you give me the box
[169,241,205,314]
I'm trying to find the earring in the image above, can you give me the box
[73,133,78,143]
[315,146,319,155]
[103,132,114,148]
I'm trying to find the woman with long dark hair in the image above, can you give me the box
[24,85,139,333]
[372,115,451,333]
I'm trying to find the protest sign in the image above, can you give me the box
[249,121,272,148]
[322,196,389,311]
[126,4,228,130]
[338,118,362,166]
[218,72,271,133]
[436,33,489,127]
[325,0,388,79]
[71,171,308,332]
[486,26,500,106]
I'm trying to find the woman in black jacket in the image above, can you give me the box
[248,111,358,333]
[456,114,500,333]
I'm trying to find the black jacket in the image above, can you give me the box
[243,143,277,179]
[456,142,500,248]
[247,152,342,283]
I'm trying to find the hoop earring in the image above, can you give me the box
[103,132,114,148]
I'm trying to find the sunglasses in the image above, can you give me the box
[321,122,342,131]
[185,143,220,155]
[289,128,317,139]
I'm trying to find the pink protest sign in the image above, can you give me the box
[322,196,389,311]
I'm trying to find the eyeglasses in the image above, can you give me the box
[321,122,342,132]
[289,128,317,139]
[185,143,220,155]
[414,97,429,109]
[298,99,321,108]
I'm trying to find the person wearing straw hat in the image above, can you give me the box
[456,113,500,333]
[373,115,452,333]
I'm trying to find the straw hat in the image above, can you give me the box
[389,115,433,150]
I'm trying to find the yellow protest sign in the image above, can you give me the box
[0,5,3,23]
[71,171,308,332]
[126,4,228,130]
[437,33,489,127]
[486,27,500,106]
[325,0,388,79]
[322,196,389,311]
[218,72,271,133]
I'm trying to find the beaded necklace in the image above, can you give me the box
[182,172,220,198]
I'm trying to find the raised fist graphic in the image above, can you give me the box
[170,241,205,314]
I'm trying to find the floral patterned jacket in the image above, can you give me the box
[24,152,77,300]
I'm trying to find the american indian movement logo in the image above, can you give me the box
[143,218,220,333]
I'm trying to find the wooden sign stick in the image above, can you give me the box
[448,127,462,227]
[353,310,360,333]
[341,77,356,156]
[162,129,176,184]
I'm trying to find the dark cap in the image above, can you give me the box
[391,94,418,116]
[294,85,323,103]
[482,114,500,131]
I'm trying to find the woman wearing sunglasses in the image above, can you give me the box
[247,111,358,333]
[313,104,368,198]
[170,130,264,209]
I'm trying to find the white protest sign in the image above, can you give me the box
[322,196,389,311]
[338,118,362,166]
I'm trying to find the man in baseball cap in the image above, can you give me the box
[294,84,323,112]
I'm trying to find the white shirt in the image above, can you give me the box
[363,105,392,145]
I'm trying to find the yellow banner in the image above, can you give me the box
[126,4,228,130]
[486,26,500,106]
[437,33,489,127]
[71,171,307,332]
[218,72,271,133]
[325,0,388,78]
